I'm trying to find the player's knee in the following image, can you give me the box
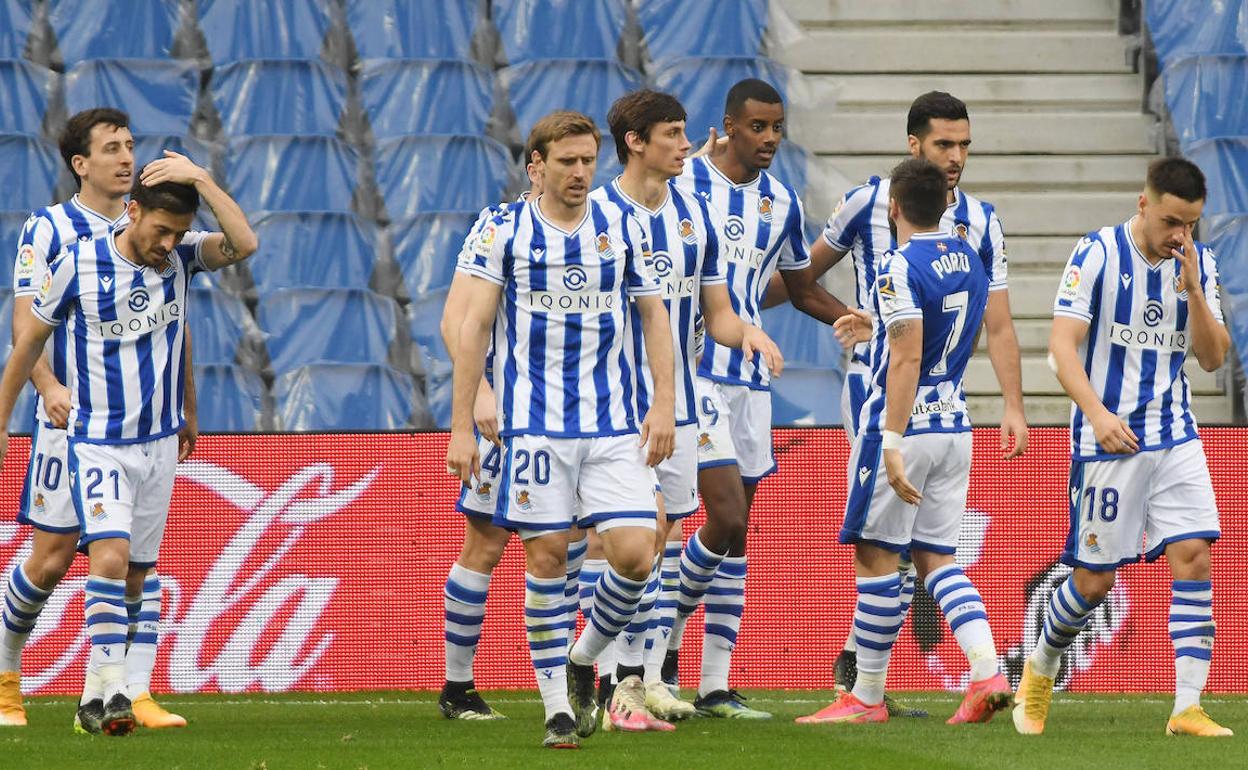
[25,547,75,590]
[1073,568,1116,603]
[608,551,652,582]
[460,521,510,573]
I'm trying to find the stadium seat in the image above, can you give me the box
[50,0,182,66]
[391,211,478,297]
[197,0,332,65]
[1146,0,1248,65]
[187,286,255,365]
[0,0,31,59]
[0,288,35,432]
[0,60,51,135]
[257,288,399,374]
[652,56,791,143]
[249,212,379,294]
[761,301,843,368]
[0,135,58,212]
[132,134,213,168]
[637,0,768,64]
[274,362,422,430]
[65,59,199,136]
[374,135,510,219]
[422,353,452,428]
[193,363,267,431]
[407,287,449,359]
[360,59,494,138]
[1204,214,1248,363]
[1163,55,1248,148]
[493,0,627,63]
[225,136,358,213]
[7,382,37,434]
[347,0,482,60]
[1187,137,1248,216]
[770,367,845,426]
[211,59,347,137]
[501,59,644,140]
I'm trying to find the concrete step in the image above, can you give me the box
[822,73,1142,110]
[1006,272,1064,318]
[967,393,1235,427]
[991,191,1135,237]
[976,317,1052,353]
[781,0,1118,25]
[818,155,1153,193]
[965,355,1224,396]
[784,29,1132,74]
[1004,236,1083,268]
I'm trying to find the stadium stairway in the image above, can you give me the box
[778,0,1238,425]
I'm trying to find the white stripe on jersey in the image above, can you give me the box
[822,177,1008,365]
[32,228,208,444]
[1053,218,1223,461]
[461,196,660,438]
[591,178,726,426]
[673,155,808,390]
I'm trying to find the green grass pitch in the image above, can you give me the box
[5,690,1243,769]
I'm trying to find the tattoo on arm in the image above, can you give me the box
[220,236,239,263]
[888,319,915,340]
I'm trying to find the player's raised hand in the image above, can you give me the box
[1172,228,1202,296]
[742,324,784,378]
[833,308,873,347]
[639,407,676,467]
[446,430,481,484]
[1000,408,1029,460]
[473,381,501,447]
[140,150,207,187]
[690,128,729,160]
[883,448,921,505]
[1090,409,1138,454]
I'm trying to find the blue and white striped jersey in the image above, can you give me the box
[823,177,1008,366]
[32,227,208,444]
[1053,219,1223,461]
[859,233,989,436]
[13,195,126,425]
[458,197,660,438]
[673,155,808,390]
[591,178,726,426]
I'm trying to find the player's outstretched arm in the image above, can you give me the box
[762,238,849,310]
[779,264,851,325]
[1175,232,1230,372]
[636,294,676,466]
[700,283,784,377]
[1050,317,1137,454]
[983,290,1028,458]
[12,296,69,428]
[881,318,923,504]
[0,316,56,465]
[446,276,502,483]
[140,151,258,270]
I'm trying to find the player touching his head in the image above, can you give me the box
[1015,158,1231,738]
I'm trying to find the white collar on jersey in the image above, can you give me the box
[610,176,670,216]
[71,193,128,225]
[531,194,591,237]
[1123,215,1167,271]
[909,230,953,240]
[701,156,762,191]
[945,186,963,211]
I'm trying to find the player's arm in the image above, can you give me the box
[1175,232,1230,372]
[635,294,676,466]
[447,276,502,483]
[1050,317,1137,454]
[779,264,851,324]
[762,237,849,309]
[442,219,501,445]
[983,289,1028,458]
[139,151,258,270]
[881,318,923,504]
[179,329,198,461]
[0,315,57,464]
[700,282,783,377]
[12,296,69,428]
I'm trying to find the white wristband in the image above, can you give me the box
[881,430,903,450]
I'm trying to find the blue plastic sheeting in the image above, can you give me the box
[1187,138,1248,216]
[1146,0,1248,65]
[0,60,51,135]
[347,0,480,60]
[65,60,199,136]
[193,364,266,431]
[274,363,419,430]
[250,212,378,293]
[1163,56,1248,149]
[257,288,398,373]
[596,135,624,185]
[212,60,346,137]
[374,135,510,219]
[0,211,30,269]
[503,59,644,140]
[392,211,477,297]
[494,0,626,64]
[198,0,331,65]
[408,287,449,358]
[1204,214,1248,371]
[132,134,213,168]
[760,301,843,368]
[653,56,790,144]
[225,136,358,213]
[0,289,36,432]
[769,141,810,195]
[187,286,252,364]
[0,135,58,212]
[50,0,181,65]
[638,0,767,65]
[0,0,32,58]
[360,59,494,138]
[6,384,37,434]
[770,367,844,426]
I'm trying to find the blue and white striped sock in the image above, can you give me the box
[124,574,162,698]
[698,555,745,697]
[614,559,659,673]
[850,573,903,706]
[1170,579,1214,716]
[1030,575,1099,679]
[645,542,682,682]
[0,564,51,672]
[564,538,588,649]
[670,529,725,648]
[926,564,998,681]
[443,564,490,683]
[84,576,128,704]
[578,558,607,625]
[898,557,917,623]
[525,573,572,720]
[569,567,646,667]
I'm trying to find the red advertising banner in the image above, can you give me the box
[2,428,1245,695]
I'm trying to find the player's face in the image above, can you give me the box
[635,120,691,177]
[725,99,784,171]
[539,134,598,209]
[1138,191,1203,261]
[910,119,971,191]
[127,203,194,267]
[77,123,134,197]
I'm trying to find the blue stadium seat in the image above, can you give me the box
[1163,55,1248,149]
[502,59,644,140]
[0,288,35,432]
[212,59,347,137]
[65,60,199,136]
[770,367,844,426]
[0,135,58,212]
[494,0,627,63]
[197,0,331,65]
[249,212,378,294]
[132,134,213,168]
[0,0,32,59]
[7,383,38,434]
[257,288,399,373]
[652,56,790,143]
[1147,0,1248,65]
[423,353,452,428]
[374,135,510,219]
[1188,137,1248,216]
[225,136,358,213]
[638,0,767,64]
[761,301,843,368]
[50,0,181,66]
[391,211,477,297]
[274,363,421,430]
[1204,214,1248,363]
[0,60,51,135]
[187,286,253,365]
[360,59,494,138]
[193,364,267,431]
[347,0,481,60]
[408,287,449,358]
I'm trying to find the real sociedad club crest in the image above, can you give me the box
[954,222,969,241]
[678,218,697,244]
[1173,273,1189,300]
[757,196,773,223]
[596,233,614,258]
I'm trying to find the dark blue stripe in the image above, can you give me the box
[445,610,483,626]
[948,609,987,632]
[445,631,480,646]
[90,633,129,645]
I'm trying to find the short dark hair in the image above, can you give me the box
[906,91,968,138]
[1147,157,1207,202]
[889,158,947,228]
[130,166,199,216]
[58,107,130,184]
[608,89,687,164]
[724,78,782,118]
[525,110,601,161]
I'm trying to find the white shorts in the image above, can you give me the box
[840,431,973,555]
[16,422,78,534]
[69,435,179,567]
[456,435,504,520]
[1063,438,1220,570]
[694,377,775,482]
[841,362,870,441]
[493,433,658,540]
[657,423,700,519]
